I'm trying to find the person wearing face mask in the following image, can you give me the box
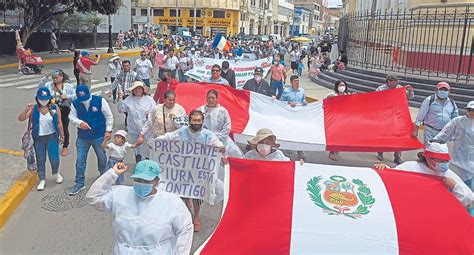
[327,80,350,161]
[374,142,473,214]
[86,160,193,254]
[133,50,154,88]
[243,67,274,97]
[198,89,243,158]
[375,74,415,164]
[266,55,287,99]
[413,82,458,144]
[433,101,474,191]
[68,85,114,195]
[244,128,290,161]
[18,88,65,191]
[154,110,225,232]
[220,61,236,88]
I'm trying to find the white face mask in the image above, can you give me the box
[338,85,346,93]
[38,99,49,106]
[254,75,262,82]
[257,144,272,156]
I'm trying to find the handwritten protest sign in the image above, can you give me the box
[150,139,222,204]
[185,57,273,88]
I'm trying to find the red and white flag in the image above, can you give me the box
[195,158,474,254]
[175,83,423,152]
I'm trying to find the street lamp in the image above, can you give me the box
[107,14,114,53]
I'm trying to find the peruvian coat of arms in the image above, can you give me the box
[307,175,376,219]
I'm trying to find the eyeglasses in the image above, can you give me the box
[467,109,474,112]
[211,69,220,72]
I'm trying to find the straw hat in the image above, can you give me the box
[109,54,120,62]
[248,128,278,146]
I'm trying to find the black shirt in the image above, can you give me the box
[243,79,274,97]
[221,69,236,88]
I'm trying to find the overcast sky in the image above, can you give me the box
[328,0,342,7]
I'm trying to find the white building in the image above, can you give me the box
[276,0,294,38]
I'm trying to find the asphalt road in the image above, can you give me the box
[0,55,422,254]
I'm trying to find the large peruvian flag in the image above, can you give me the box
[195,158,474,254]
[175,83,423,152]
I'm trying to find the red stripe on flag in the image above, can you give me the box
[377,169,474,254]
[175,83,250,133]
[201,158,295,255]
[323,88,423,152]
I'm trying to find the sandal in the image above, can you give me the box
[329,153,338,161]
[61,147,69,157]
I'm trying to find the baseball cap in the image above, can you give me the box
[254,67,263,75]
[130,160,161,181]
[36,87,52,100]
[81,50,90,56]
[436,82,450,90]
[466,101,474,109]
[75,85,91,102]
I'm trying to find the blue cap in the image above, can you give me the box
[130,160,161,181]
[36,87,52,100]
[81,50,89,56]
[75,85,91,102]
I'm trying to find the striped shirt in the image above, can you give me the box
[111,70,141,96]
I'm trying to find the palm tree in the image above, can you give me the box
[85,15,104,49]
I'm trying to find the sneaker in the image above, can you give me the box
[37,180,46,191]
[394,157,403,165]
[376,153,384,161]
[54,173,63,184]
[69,184,85,196]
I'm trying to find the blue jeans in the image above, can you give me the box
[34,133,60,181]
[75,137,107,187]
[270,79,284,99]
[106,157,124,185]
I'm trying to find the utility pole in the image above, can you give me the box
[107,14,114,53]
[147,0,151,32]
[193,0,197,33]
[176,0,179,33]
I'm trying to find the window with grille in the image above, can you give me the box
[153,9,164,16]
[190,10,202,17]
[141,9,148,16]
[170,9,181,17]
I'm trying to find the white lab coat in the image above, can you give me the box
[434,116,474,182]
[244,149,290,161]
[198,104,243,158]
[86,169,193,255]
[395,161,473,207]
[118,95,156,135]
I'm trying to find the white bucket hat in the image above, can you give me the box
[109,54,120,62]
[423,142,451,160]
[114,130,128,140]
[248,128,279,147]
[128,81,145,92]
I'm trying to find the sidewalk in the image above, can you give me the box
[0,47,142,69]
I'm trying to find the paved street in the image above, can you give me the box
[0,56,423,254]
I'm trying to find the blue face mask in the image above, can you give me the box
[435,162,449,173]
[437,90,449,99]
[133,182,154,198]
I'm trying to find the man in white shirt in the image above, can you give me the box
[163,50,179,78]
[133,50,154,88]
[69,85,114,195]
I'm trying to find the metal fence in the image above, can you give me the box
[339,5,474,83]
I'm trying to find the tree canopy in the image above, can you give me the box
[0,0,122,44]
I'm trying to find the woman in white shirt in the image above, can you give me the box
[198,89,243,158]
[326,80,350,161]
[18,88,65,191]
[118,81,156,163]
[105,54,122,103]
[244,128,290,161]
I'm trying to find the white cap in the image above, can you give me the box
[466,101,474,109]
[423,142,451,160]
[114,130,128,140]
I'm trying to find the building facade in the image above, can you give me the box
[291,7,311,35]
[276,0,294,37]
[132,0,240,36]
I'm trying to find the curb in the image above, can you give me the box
[0,149,24,157]
[0,171,38,229]
[0,50,141,70]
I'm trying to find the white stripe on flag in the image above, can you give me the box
[217,37,227,51]
[290,163,399,254]
[234,92,327,151]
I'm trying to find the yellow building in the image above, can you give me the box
[133,0,240,36]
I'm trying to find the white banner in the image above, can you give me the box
[185,57,273,88]
[150,139,222,204]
